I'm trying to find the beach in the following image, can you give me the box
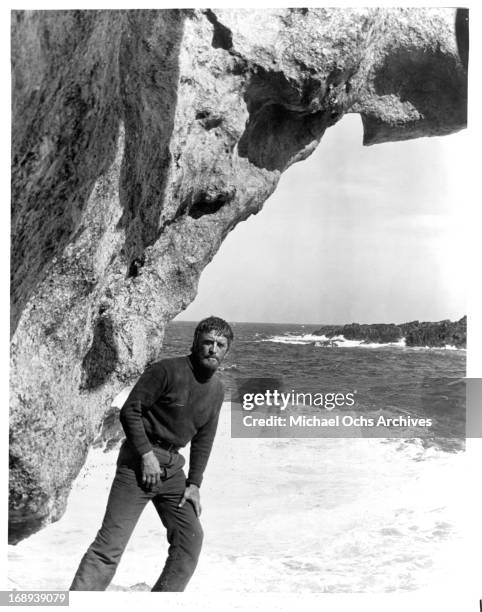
[8,400,478,594]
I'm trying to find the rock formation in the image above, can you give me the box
[313,316,467,347]
[401,316,467,348]
[313,323,403,344]
[10,8,467,543]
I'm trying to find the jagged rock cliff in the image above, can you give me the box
[313,323,403,344]
[401,316,467,348]
[313,316,467,347]
[10,8,468,543]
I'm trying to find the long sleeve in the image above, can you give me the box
[120,363,168,456]
[186,408,221,488]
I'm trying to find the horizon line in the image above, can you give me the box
[173,314,467,326]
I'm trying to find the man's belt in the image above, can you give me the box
[151,437,179,453]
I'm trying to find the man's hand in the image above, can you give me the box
[141,450,162,487]
[179,484,202,517]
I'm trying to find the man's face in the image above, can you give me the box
[192,331,230,372]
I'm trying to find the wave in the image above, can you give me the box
[259,333,323,345]
[219,364,239,371]
[260,334,465,350]
[8,414,471,593]
[260,333,403,348]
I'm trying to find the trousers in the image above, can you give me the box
[70,440,203,592]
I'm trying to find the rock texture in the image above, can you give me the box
[401,316,467,348]
[10,8,467,543]
[313,323,402,344]
[313,316,467,347]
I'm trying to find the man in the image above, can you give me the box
[70,316,233,591]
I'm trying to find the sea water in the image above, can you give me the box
[167,322,467,449]
[9,321,475,594]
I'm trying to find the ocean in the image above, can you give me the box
[165,321,467,450]
[164,321,466,386]
[8,320,475,594]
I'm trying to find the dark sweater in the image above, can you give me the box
[120,356,225,487]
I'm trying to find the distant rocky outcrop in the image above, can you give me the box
[312,323,401,343]
[10,8,467,543]
[313,316,467,347]
[401,316,467,348]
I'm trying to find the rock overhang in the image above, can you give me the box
[9,7,468,543]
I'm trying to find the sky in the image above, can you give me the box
[177,113,469,325]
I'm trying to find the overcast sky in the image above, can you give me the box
[176,113,468,325]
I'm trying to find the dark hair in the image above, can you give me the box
[192,316,234,348]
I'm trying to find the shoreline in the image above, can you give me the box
[8,402,471,593]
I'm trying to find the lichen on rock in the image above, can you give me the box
[10,8,467,543]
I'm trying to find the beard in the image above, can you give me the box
[200,356,220,371]
[190,353,220,377]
